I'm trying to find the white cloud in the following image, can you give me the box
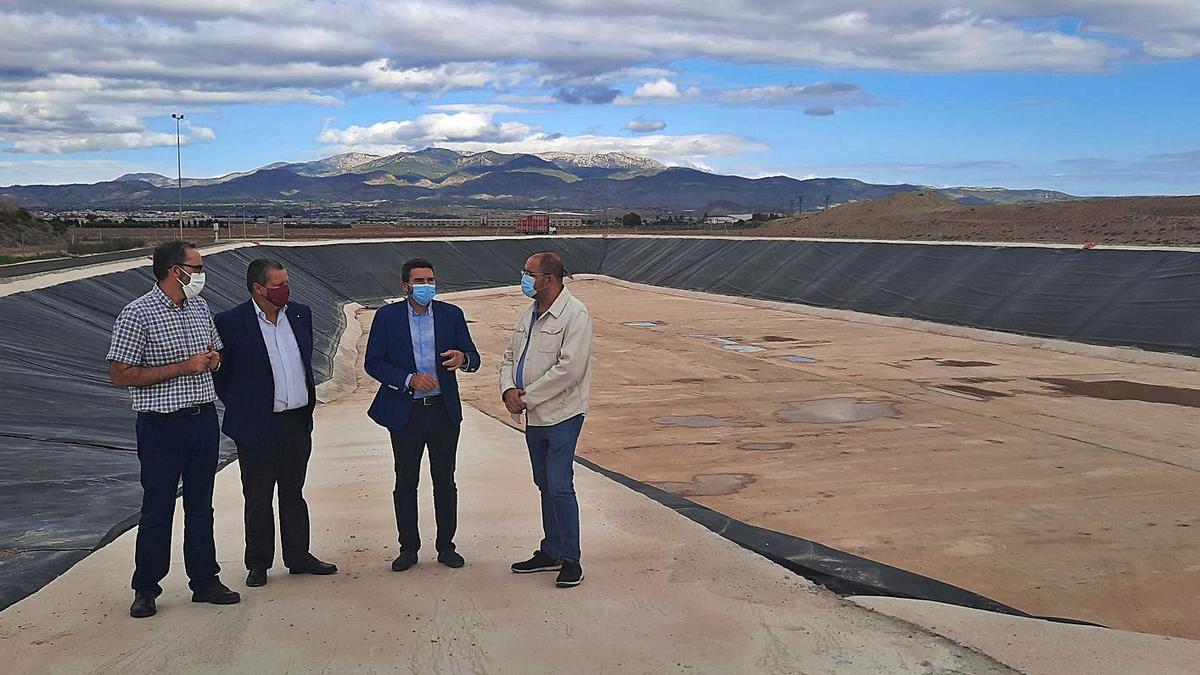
[319,111,763,166]
[1,2,1198,156]
[317,111,542,149]
[625,117,667,133]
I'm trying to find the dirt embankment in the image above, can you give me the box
[748,192,1200,246]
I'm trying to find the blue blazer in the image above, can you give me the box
[212,300,317,446]
[364,299,481,431]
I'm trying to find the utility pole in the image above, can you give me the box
[824,195,830,212]
[171,113,184,240]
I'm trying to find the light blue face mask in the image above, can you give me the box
[521,273,538,298]
[410,283,436,306]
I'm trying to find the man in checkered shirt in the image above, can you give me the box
[107,241,241,618]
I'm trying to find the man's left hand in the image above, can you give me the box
[205,345,221,371]
[440,349,466,370]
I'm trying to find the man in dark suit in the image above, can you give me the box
[213,258,337,588]
[365,257,481,572]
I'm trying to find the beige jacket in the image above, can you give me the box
[499,286,592,427]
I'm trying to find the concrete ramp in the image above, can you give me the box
[0,386,1010,673]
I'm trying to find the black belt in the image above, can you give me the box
[142,402,215,417]
[415,395,443,407]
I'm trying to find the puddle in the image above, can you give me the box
[649,473,756,496]
[724,345,767,353]
[781,355,818,363]
[1032,378,1200,409]
[623,321,665,327]
[738,442,795,451]
[776,399,897,424]
[927,384,1012,401]
[688,334,768,354]
[653,415,762,428]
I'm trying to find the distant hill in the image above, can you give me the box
[0,197,62,247]
[749,191,1200,246]
[2,147,1077,213]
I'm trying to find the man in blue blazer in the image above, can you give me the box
[365,257,481,572]
[213,258,337,588]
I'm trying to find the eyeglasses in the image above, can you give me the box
[178,263,203,273]
[521,269,551,277]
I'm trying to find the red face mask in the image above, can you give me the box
[262,284,290,308]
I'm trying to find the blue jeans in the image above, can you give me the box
[525,414,584,562]
[132,405,221,595]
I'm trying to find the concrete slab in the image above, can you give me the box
[0,311,1009,674]
[851,596,1200,675]
[454,279,1200,638]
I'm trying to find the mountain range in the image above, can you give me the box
[0,148,1075,214]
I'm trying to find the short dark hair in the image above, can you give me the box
[152,241,196,281]
[531,251,568,281]
[402,257,435,283]
[246,258,285,293]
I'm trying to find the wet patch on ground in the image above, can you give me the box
[688,334,768,354]
[653,415,763,428]
[1033,378,1200,409]
[738,442,796,452]
[775,399,897,424]
[781,355,819,363]
[761,335,797,342]
[623,321,666,327]
[671,378,706,384]
[956,377,1011,384]
[648,473,756,496]
[926,384,1013,401]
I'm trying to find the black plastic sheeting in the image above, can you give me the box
[1,236,1196,612]
[600,238,1200,357]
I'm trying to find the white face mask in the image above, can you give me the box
[177,268,206,299]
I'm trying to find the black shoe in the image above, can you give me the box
[130,592,156,618]
[246,568,268,587]
[289,556,338,575]
[391,550,418,572]
[437,550,465,568]
[511,550,563,574]
[191,581,242,605]
[556,560,584,588]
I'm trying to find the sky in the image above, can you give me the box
[1,1,1198,196]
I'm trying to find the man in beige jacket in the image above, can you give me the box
[500,252,592,588]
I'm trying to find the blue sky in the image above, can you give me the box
[1,1,1198,196]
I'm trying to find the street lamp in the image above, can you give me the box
[171,113,184,239]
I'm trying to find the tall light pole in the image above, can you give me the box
[171,113,184,239]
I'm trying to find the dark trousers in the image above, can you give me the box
[389,398,460,554]
[526,414,585,562]
[236,408,313,570]
[132,404,221,595]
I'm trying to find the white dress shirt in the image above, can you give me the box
[256,304,310,412]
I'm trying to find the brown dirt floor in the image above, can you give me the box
[748,192,1200,246]
[451,279,1200,639]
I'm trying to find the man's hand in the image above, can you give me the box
[502,388,526,414]
[440,349,465,370]
[183,351,213,375]
[205,345,221,370]
[411,373,438,392]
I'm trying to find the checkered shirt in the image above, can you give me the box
[106,285,223,413]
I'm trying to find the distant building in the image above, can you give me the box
[485,213,584,230]
[393,217,484,228]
